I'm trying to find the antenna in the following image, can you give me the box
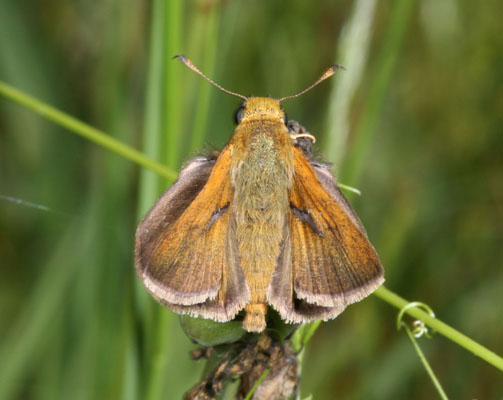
[173,55,248,101]
[277,65,345,102]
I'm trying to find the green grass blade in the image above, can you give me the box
[188,4,221,153]
[341,0,416,185]
[128,2,167,400]
[142,2,184,400]
[324,0,378,164]
[0,211,98,400]
[0,81,178,181]
[163,0,183,170]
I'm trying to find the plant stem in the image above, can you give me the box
[374,286,503,371]
[401,323,449,400]
[0,80,177,181]
[244,369,270,400]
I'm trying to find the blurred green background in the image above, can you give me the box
[0,0,501,399]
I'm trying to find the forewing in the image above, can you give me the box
[136,155,217,269]
[135,145,249,321]
[269,147,384,323]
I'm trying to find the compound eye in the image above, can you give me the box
[283,113,288,126]
[234,106,245,124]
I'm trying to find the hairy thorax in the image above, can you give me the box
[230,119,294,304]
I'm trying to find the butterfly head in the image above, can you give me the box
[234,97,287,125]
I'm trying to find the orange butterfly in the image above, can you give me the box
[135,56,384,332]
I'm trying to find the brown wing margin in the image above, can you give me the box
[268,147,384,323]
[135,145,249,322]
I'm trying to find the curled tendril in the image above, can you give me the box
[396,301,436,339]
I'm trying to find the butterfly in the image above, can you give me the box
[135,56,384,332]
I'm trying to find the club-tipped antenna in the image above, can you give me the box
[277,64,345,102]
[173,55,248,101]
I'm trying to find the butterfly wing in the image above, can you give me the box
[135,145,249,321]
[268,147,384,323]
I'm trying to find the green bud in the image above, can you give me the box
[180,315,246,346]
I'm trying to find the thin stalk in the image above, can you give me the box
[375,286,503,371]
[244,370,270,400]
[301,286,503,371]
[297,285,503,373]
[401,323,449,400]
[0,81,177,181]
